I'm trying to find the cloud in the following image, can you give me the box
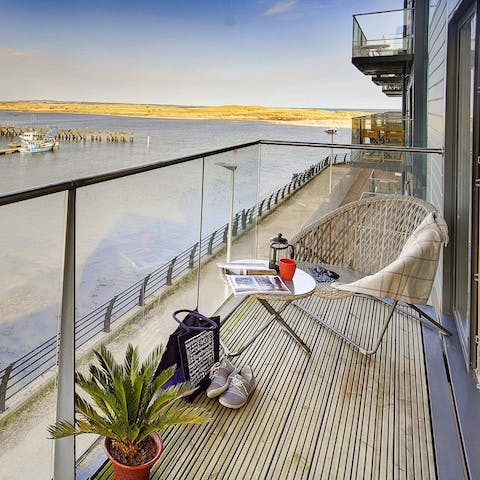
[263,0,298,16]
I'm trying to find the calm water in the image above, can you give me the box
[0,111,351,368]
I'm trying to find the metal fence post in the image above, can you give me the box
[241,209,247,229]
[267,193,274,210]
[232,213,239,236]
[274,189,280,205]
[189,242,199,268]
[248,208,254,224]
[222,224,228,243]
[104,296,117,332]
[207,230,217,254]
[0,363,14,413]
[258,199,265,217]
[138,274,151,306]
[166,257,177,285]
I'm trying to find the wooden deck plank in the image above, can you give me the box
[322,297,372,480]
[93,294,436,480]
[266,296,348,479]
[217,305,315,479]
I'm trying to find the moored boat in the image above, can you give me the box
[18,129,59,153]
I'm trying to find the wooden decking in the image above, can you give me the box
[94,294,436,479]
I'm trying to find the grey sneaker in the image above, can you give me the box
[218,365,255,409]
[206,359,235,398]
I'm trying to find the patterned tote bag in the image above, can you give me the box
[155,309,220,401]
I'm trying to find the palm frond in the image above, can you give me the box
[138,405,210,443]
[124,344,139,378]
[48,343,211,447]
[48,420,79,439]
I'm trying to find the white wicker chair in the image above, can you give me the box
[290,194,451,355]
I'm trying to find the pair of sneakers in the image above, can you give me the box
[206,359,255,409]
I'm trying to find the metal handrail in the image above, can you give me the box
[353,8,412,17]
[0,141,443,206]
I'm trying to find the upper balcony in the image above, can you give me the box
[352,9,413,77]
[372,74,404,96]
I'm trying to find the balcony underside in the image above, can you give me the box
[352,54,413,76]
[94,294,439,479]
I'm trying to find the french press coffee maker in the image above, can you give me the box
[269,233,295,271]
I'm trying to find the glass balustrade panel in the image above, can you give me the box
[74,159,204,473]
[0,192,67,480]
[196,145,260,316]
[352,9,413,58]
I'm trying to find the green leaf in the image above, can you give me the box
[48,343,210,447]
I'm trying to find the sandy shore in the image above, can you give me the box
[0,101,368,126]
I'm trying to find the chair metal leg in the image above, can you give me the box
[406,303,452,336]
[358,295,453,337]
[292,299,398,356]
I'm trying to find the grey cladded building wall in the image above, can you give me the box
[426,0,449,312]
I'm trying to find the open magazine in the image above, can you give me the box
[218,262,292,296]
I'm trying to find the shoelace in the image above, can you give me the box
[209,361,221,379]
[230,375,249,397]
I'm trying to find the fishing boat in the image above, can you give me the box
[18,129,59,153]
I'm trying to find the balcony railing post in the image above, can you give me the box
[223,224,228,243]
[54,188,76,480]
[0,363,14,413]
[166,257,177,285]
[189,242,199,268]
[241,209,247,229]
[138,274,151,306]
[104,296,117,332]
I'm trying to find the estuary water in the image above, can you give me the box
[0,111,351,368]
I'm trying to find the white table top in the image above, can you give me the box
[231,259,316,300]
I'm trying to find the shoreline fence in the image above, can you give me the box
[0,153,348,413]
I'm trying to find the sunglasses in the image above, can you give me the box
[314,266,339,280]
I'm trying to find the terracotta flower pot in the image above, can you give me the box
[104,433,164,480]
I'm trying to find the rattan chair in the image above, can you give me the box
[290,194,451,355]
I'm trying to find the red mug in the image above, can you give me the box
[279,258,296,281]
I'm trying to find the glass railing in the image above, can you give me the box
[0,141,443,479]
[351,112,408,147]
[352,9,413,58]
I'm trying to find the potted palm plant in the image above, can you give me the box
[48,343,210,480]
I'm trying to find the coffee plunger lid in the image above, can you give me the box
[270,233,288,244]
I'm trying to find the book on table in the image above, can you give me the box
[217,262,291,295]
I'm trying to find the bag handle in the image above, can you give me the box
[172,309,218,331]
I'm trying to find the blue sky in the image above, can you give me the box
[0,0,402,109]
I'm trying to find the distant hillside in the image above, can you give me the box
[0,101,371,127]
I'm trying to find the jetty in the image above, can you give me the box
[0,126,135,143]
[0,147,19,155]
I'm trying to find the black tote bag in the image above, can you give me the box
[155,309,220,401]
